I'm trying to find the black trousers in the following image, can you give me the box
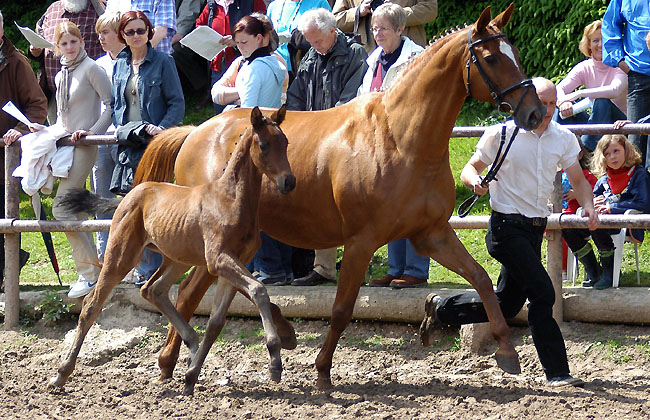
[437,212,571,379]
[562,228,617,253]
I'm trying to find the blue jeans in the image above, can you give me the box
[91,144,118,262]
[135,248,163,284]
[387,239,430,279]
[627,71,650,167]
[553,98,626,151]
[437,213,570,380]
[249,232,293,281]
[211,68,227,115]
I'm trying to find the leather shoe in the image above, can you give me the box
[419,293,442,347]
[369,274,396,287]
[291,270,332,286]
[389,274,427,288]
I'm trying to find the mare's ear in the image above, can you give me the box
[272,104,287,125]
[251,106,264,128]
[474,6,492,33]
[492,3,514,30]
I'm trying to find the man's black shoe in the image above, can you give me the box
[291,270,332,286]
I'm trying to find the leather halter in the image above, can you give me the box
[465,27,533,115]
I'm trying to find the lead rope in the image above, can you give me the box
[457,123,520,217]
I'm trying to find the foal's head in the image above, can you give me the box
[249,105,296,194]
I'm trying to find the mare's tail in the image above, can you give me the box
[58,189,122,215]
[133,125,195,186]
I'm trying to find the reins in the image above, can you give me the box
[458,26,529,217]
[457,123,519,217]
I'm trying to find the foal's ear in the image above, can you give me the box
[251,106,264,128]
[271,104,287,126]
[474,6,492,33]
[492,3,514,30]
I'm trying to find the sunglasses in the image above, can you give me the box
[124,28,148,37]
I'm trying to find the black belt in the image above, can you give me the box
[493,211,547,227]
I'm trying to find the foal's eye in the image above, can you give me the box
[259,141,270,153]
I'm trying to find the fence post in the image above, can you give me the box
[3,144,21,329]
[547,171,564,323]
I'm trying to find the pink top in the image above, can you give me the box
[557,58,628,115]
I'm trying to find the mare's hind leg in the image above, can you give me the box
[49,237,143,388]
[183,279,237,395]
[314,239,375,389]
[209,253,282,384]
[139,259,201,362]
[410,223,519,373]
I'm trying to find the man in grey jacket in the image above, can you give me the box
[286,8,367,286]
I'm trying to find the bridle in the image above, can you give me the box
[465,27,533,116]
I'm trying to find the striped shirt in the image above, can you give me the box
[132,0,177,54]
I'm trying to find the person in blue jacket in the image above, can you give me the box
[563,134,650,289]
[111,10,185,287]
[602,0,650,166]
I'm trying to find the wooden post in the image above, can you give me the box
[3,144,21,329]
[547,171,564,323]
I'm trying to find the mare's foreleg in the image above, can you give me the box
[49,228,144,388]
[411,224,519,373]
[315,241,375,389]
[208,252,282,384]
[139,259,200,361]
[183,279,237,395]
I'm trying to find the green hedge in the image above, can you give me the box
[425,0,609,82]
[1,1,54,54]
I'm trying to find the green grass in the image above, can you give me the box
[12,98,650,289]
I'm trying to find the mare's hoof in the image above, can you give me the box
[270,369,282,383]
[419,293,442,347]
[280,329,297,350]
[183,383,195,396]
[494,351,521,375]
[316,375,333,390]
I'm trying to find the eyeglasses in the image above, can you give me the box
[371,26,393,34]
[124,28,147,37]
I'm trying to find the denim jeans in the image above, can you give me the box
[553,98,626,151]
[134,248,163,283]
[250,232,293,281]
[91,144,118,262]
[387,238,430,279]
[627,71,650,167]
[436,213,571,380]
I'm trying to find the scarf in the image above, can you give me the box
[245,46,272,63]
[607,165,635,195]
[57,48,88,115]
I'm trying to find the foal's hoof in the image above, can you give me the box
[316,375,333,390]
[419,293,442,347]
[183,383,196,396]
[494,350,521,375]
[48,375,65,390]
[279,329,297,350]
[270,368,282,383]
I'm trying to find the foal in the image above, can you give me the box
[49,106,295,395]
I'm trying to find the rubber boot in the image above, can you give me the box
[594,250,615,290]
[575,243,601,287]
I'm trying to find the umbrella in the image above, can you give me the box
[31,195,62,286]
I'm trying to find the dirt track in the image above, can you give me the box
[1,302,649,420]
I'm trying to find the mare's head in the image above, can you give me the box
[463,3,545,130]
[249,105,296,194]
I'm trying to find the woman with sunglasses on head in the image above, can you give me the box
[111,10,185,287]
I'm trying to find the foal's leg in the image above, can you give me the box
[208,253,282,384]
[314,240,375,390]
[410,223,518,373]
[139,259,201,362]
[49,235,143,388]
[183,279,237,395]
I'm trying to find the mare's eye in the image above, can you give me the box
[484,55,497,65]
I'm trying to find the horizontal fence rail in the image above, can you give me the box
[3,123,650,329]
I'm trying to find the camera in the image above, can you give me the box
[370,0,384,11]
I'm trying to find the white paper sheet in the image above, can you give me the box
[278,33,291,45]
[2,101,47,130]
[14,22,54,50]
[180,26,227,61]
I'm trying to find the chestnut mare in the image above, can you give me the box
[49,107,296,395]
[134,5,544,389]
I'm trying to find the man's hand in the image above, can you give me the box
[581,205,600,231]
[145,124,163,136]
[3,129,22,145]
[618,60,630,74]
[219,35,235,48]
[172,32,185,45]
[558,101,574,119]
[29,46,44,57]
[359,0,373,17]
[71,130,93,142]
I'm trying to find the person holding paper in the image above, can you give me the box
[193,0,267,113]
[555,20,627,152]
[110,10,184,287]
[0,9,48,284]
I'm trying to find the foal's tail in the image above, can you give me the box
[58,188,122,215]
[133,125,195,186]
